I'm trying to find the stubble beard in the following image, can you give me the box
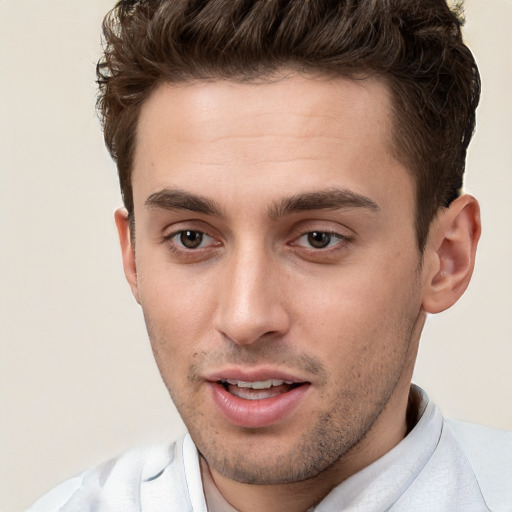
[192,392,389,486]
[161,346,412,486]
[145,300,421,486]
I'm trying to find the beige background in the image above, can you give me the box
[0,1,511,511]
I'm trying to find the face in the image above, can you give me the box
[120,75,429,485]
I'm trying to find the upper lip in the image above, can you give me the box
[204,367,309,384]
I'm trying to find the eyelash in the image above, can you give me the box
[292,231,350,251]
[162,228,351,260]
[163,229,219,251]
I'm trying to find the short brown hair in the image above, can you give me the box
[97,0,480,250]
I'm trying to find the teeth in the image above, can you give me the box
[230,387,280,400]
[221,379,294,389]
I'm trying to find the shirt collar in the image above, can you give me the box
[313,385,442,511]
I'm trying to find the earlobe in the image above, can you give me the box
[114,208,141,304]
[422,195,481,314]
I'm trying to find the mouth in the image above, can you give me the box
[206,372,311,428]
[218,378,303,400]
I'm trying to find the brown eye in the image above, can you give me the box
[179,230,204,249]
[307,231,333,249]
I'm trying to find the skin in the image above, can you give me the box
[115,74,480,512]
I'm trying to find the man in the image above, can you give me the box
[29,0,512,511]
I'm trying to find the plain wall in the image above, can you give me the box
[1,1,511,511]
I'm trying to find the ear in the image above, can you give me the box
[422,194,481,314]
[114,208,141,304]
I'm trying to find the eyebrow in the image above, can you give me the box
[268,188,380,218]
[145,189,223,216]
[144,186,380,219]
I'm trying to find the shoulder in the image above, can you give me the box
[27,440,187,512]
[446,419,512,512]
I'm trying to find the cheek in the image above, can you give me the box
[135,268,220,386]
[136,252,217,330]
[295,262,417,322]
[292,261,421,362]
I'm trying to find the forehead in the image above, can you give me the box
[132,74,413,218]
[135,74,393,155]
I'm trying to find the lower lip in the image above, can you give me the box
[208,382,310,428]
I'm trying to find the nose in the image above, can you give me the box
[214,244,291,346]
